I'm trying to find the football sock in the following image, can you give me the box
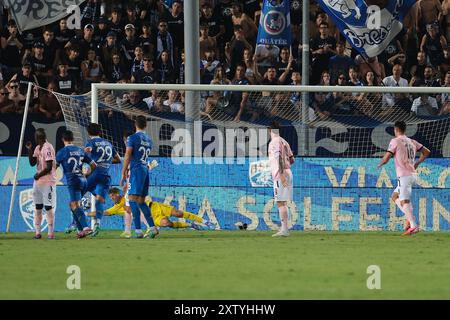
[34,209,42,234]
[403,202,417,228]
[183,211,203,223]
[140,213,150,229]
[91,218,96,229]
[129,201,142,230]
[124,213,132,232]
[95,201,104,223]
[71,210,83,231]
[279,205,289,232]
[139,202,155,227]
[74,207,88,229]
[46,209,54,235]
[172,221,190,228]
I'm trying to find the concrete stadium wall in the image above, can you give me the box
[0,157,449,232]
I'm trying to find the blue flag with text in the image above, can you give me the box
[316,0,416,58]
[256,0,292,47]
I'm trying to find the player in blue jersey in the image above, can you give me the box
[120,115,158,238]
[84,123,121,236]
[56,130,97,239]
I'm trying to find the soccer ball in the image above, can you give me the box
[82,163,91,175]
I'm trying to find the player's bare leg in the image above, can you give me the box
[45,206,55,239]
[120,208,133,238]
[272,201,289,237]
[401,199,419,235]
[392,193,410,230]
[91,195,106,237]
[33,205,43,239]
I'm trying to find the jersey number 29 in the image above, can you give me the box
[97,146,112,162]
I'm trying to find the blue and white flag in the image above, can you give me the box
[6,0,86,32]
[257,0,292,47]
[317,0,416,58]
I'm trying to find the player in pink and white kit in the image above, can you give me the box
[268,121,295,237]
[377,121,430,236]
[25,128,57,239]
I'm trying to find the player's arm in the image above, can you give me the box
[34,160,53,180]
[112,153,121,164]
[83,155,97,176]
[104,204,124,216]
[377,151,393,168]
[84,140,93,154]
[55,151,62,168]
[277,145,289,187]
[121,147,133,187]
[87,208,116,217]
[271,142,287,187]
[379,139,396,168]
[414,146,430,169]
[25,142,37,166]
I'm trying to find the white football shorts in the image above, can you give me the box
[273,170,293,202]
[33,183,56,207]
[393,175,417,201]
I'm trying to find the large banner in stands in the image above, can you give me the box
[256,0,291,46]
[316,0,416,58]
[1,114,450,158]
[0,114,66,156]
[6,0,87,32]
[1,157,449,232]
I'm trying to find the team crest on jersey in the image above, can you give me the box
[249,160,273,187]
[291,0,301,10]
[263,10,286,35]
[19,189,48,231]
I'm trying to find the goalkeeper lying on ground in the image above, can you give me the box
[86,187,216,238]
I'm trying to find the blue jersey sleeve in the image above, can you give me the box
[85,140,93,151]
[126,136,134,149]
[82,153,94,165]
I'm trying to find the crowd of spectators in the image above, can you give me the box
[0,0,450,121]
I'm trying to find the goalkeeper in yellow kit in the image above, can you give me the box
[87,187,216,238]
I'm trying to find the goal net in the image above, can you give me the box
[54,83,450,159]
[8,83,448,232]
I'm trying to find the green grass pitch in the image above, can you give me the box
[1,230,449,299]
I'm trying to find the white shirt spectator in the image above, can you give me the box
[143,96,156,111]
[382,75,408,107]
[163,99,184,113]
[411,96,438,116]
